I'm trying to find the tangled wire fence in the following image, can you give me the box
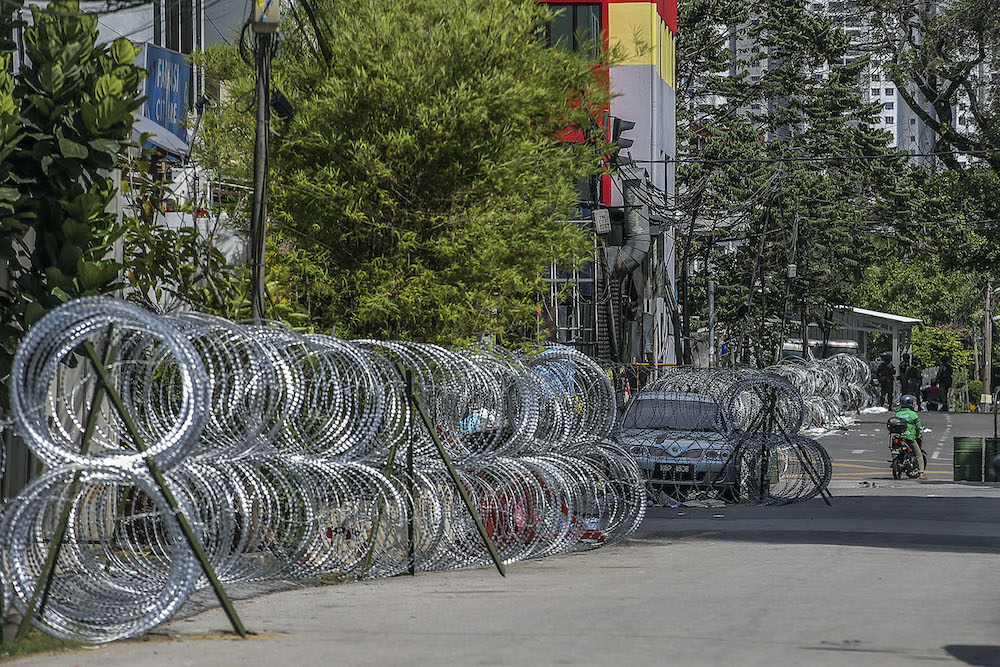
[765,354,877,429]
[611,366,832,508]
[2,298,644,644]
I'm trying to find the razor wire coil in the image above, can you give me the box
[2,298,642,644]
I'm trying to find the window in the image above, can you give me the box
[910,136,916,143]
[871,88,880,96]
[960,116,967,125]
[910,118,916,125]
[751,75,760,82]
[884,102,894,110]
[885,88,894,95]
[543,3,602,57]
[750,103,761,110]
[885,116,894,124]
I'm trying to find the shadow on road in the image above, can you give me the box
[636,494,1000,555]
[944,645,1000,666]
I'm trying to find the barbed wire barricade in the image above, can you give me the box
[765,354,877,429]
[604,364,831,508]
[2,298,644,644]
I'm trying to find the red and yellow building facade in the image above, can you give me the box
[543,1,679,365]
[543,0,677,204]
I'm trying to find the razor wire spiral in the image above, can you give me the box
[2,298,644,644]
[766,354,876,428]
[612,366,831,507]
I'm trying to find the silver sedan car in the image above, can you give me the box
[616,391,742,489]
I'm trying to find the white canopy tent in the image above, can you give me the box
[833,307,922,367]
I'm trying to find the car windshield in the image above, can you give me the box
[621,395,724,432]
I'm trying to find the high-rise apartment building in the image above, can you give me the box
[813,0,984,168]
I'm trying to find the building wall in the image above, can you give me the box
[540,1,678,365]
[607,0,678,364]
[606,0,676,205]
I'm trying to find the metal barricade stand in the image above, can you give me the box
[726,384,833,507]
[13,334,248,643]
[360,364,506,579]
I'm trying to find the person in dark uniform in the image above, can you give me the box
[904,363,923,411]
[877,356,895,408]
[897,353,910,403]
[937,357,953,412]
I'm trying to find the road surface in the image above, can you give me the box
[814,409,999,482]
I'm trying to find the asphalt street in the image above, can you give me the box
[812,409,1000,482]
[17,480,1000,667]
[13,410,1000,667]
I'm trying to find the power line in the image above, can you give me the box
[635,148,1000,166]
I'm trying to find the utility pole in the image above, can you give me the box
[248,0,279,322]
[986,281,993,408]
[707,280,715,368]
[776,211,797,363]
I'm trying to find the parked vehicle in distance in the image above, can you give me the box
[616,391,742,494]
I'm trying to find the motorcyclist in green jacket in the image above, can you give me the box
[896,394,926,479]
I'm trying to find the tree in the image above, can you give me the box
[198,0,612,343]
[118,154,250,319]
[855,254,982,325]
[912,324,973,370]
[0,0,145,384]
[860,0,1000,173]
[675,0,898,365]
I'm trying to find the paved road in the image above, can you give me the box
[12,411,1000,666]
[813,410,1000,482]
[16,479,1000,666]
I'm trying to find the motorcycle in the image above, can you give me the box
[886,417,928,479]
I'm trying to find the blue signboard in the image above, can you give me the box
[144,45,190,141]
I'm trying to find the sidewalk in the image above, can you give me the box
[16,482,1000,666]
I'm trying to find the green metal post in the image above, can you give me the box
[80,342,248,639]
[408,384,506,577]
[16,333,114,641]
[405,369,415,576]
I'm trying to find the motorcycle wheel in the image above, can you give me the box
[891,459,902,479]
[906,453,922,478]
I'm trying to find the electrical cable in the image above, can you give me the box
[634,147,1000,165]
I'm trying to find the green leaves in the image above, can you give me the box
[94,74,123,100]
[0,0,146,392]
[57,133,87,159]
[109,38,139,65]
[37,62,64,93]
[76,259,120,291]
[198,0,607,341]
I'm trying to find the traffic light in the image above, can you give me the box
[609,116,636,166]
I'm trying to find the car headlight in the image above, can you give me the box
[705,449,732,460]
[628,445,649,457]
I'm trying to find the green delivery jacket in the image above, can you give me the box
[895,408,922,441]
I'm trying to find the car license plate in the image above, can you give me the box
[656,463,692,476]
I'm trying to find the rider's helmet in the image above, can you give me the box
[900,394,916,409]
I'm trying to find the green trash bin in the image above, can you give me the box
[954,436,985,482]
[985,438,1000,482]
